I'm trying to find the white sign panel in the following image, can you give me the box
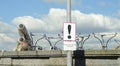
[63,41,76,50]
[63,22,76,41]
[63,22,76,50]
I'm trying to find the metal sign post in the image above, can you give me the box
[63,0,76,65]
[67,0,72,66]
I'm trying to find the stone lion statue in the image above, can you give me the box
[14,38,32,51]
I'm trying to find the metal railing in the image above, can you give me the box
[93,33,117,50]
[30,33,62,50]
[29,33,120,50]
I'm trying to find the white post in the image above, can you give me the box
[67,0,72,66]
[67,0,71,22]
[67,51,72,66]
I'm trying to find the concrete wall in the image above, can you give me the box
[0,50,120,66]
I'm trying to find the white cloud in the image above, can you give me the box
[13,8,67,33]
[13,8,120,34]
[0,21,16,34]
[13,16,46,32]
[0,33,15,43]
[0,20,17,50]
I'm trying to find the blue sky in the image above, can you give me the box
[0,0,120,50]
[0,0,119,23]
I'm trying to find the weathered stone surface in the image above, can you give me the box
[0,50,119,66]
[18,51,37,56]
[3,51,18,56]
[118,57,120,65]
[61,51,67,56]
[49,57,67,66]
[37,50,62,57]
[86,59,119,66]
[0,58,12,65]
[13,59,49,66]
[85,50,119,54]
[0,52,3,57]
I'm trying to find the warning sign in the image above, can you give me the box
[63,22,76,50]
[63,22,76,41]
